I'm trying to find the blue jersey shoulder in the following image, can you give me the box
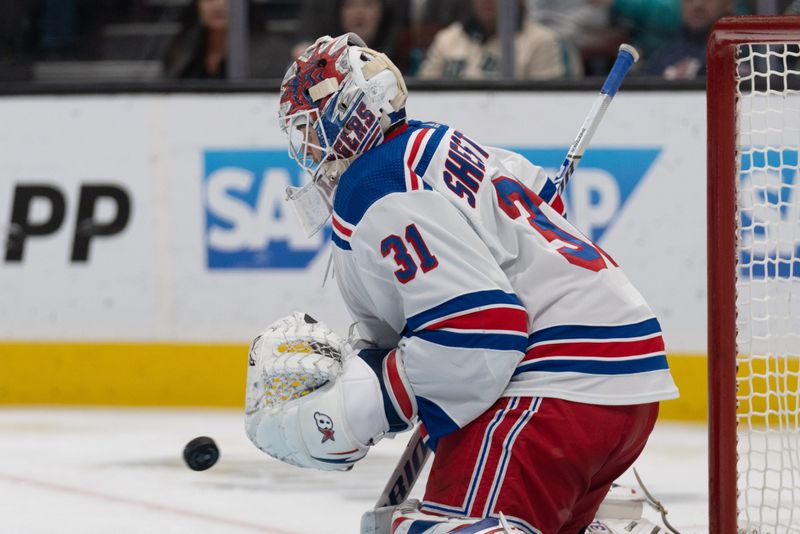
[333,121,448,228]
[333,124,415,228]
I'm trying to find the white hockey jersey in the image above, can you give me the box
[330,120,679,446]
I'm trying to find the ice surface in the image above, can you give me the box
[0,408,709,533]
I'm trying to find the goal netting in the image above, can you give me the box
[736,39,800,532]
[708,16,800,534]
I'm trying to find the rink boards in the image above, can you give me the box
[0,90,784,421]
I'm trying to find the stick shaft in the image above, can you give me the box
[552,44,639,194]
[375,426,430,508]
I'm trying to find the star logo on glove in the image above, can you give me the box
[314,411,336,443]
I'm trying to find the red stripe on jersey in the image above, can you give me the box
[331,216,352,237]
[385,122,409,141]
[551,195,565,216]
[523,335,665,361]
[385,350,415,420]
[426,307,528,334]
[406,129,431,190]
[409,171,420,190]
[407,129,429,168]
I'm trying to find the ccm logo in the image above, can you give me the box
[5,184,131,263]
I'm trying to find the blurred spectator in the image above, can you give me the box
[608,0,682,60]
[788,0,800,13]
[417,0,462,25]
[642,0,732,79]
[0,0,34,80]
[34,0,123,60]
[526,0,629,75]
[291,0,333,58]
[291,0,409,67]
[163,0,288,79]
[402,0,462,75]
[417,0,582,80]
[164,0,229,79]
[527,0,610,50]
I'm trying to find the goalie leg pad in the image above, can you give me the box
[585,519,666,534]
[247,351,389,471]
[594,484,645,520]
[388,500,528,534]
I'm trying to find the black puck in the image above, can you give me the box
[183,436,219,471]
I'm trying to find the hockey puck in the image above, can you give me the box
[183,436,219,471]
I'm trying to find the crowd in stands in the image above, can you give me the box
[0,0,797,83]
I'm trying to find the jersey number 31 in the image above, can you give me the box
[381,224,439,284]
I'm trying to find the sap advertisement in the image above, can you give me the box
[204,149,330,270]
[0,92,710,350]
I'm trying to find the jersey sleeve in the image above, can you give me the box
[347,189,529,448]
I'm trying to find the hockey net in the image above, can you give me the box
[707,16,800,534]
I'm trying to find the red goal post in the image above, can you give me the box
[707,15,800,534]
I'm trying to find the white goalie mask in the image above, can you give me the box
[279,33,408,236]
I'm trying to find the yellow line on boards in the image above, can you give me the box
[0,342,248,407]
[0,343,710,421]
[660,352,707,422]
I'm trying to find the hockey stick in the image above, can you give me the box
[363,44,640,533]
[360,427,429,533]
[375,425,430,508]
[552,44,640,195]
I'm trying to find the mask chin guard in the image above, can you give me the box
[285,159,349,238]
[286,179,335,238]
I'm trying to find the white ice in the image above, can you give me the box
[0,408,709,533]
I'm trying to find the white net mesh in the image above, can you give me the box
[736,42,800,533]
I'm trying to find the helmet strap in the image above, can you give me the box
[309,78,340,102]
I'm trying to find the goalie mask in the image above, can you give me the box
[279,33,408,236]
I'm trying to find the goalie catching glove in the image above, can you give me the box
[244,312,392,471]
